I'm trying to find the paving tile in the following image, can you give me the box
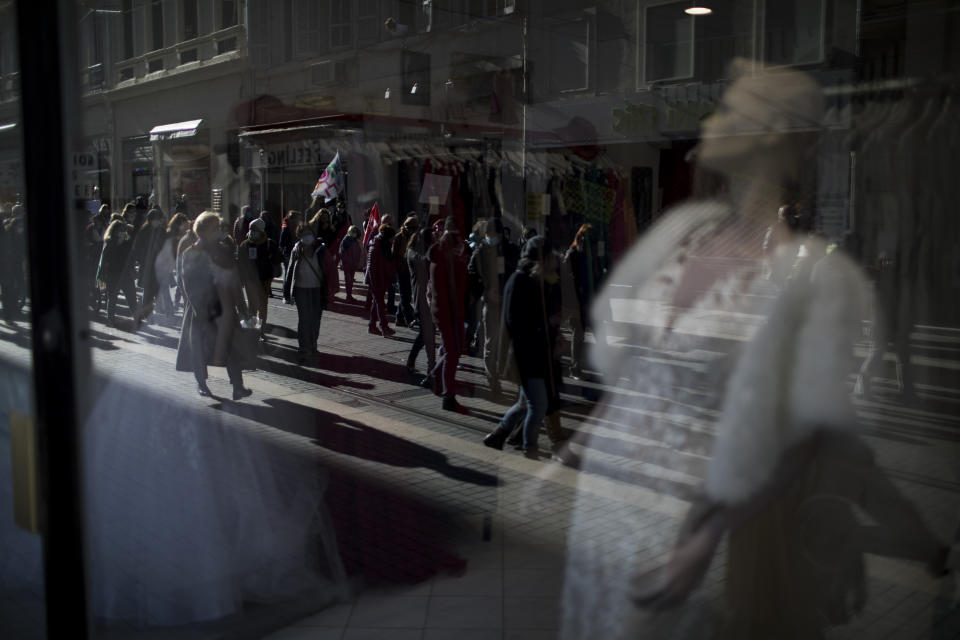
[425,596,502,629]
[504,569,565,599]
[503,597,560,630]
[347,597,429,629]
[263,627,344,640]
[431,568,503,597]
[294,603,355,627]
[423,629,502,640]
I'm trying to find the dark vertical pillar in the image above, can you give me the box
[16,0,91,636]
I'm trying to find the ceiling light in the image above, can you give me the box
[685,5,712,15]
[384,88,391,99]
[410,82,419,95]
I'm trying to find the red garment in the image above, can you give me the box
[366,233,397,295]
[428,234,469,348]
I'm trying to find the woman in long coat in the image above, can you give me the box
[175,211,252,401]
[98,216,139,327]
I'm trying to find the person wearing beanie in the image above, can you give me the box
[482,235,562,458]
[238,217,282,339]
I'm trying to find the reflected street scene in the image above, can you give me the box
[1,1,959,639]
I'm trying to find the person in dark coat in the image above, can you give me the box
[233,205,255,246]
[175,211,252,400]
[366,223,398,336]
[406,226,436,379]
[564,223,605,378]
[310,208,340,304]
[238,217,281,340]
[482,236,562,458]
[131,207,168,325]
[155,212,191,316]
[428,217,470,412]
[283,223,328,362]
[279,210,303,284]
[467,217,519,394]
[98,216,139,327]
[338,225,363,303]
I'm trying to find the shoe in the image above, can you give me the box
[381,326,396,337]
[368,326,383,336]
[522,447,540,460]
[405,363,417,375]
[197,383,213,397]
[483,431,507,451]
[395,317,409,328]
[232,387,253,401]
[506,431,522,447]
[419,374,434,389]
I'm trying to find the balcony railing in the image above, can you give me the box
[113,24,245,88]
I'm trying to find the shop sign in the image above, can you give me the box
[261,141,332,168]
[72,152,99,199]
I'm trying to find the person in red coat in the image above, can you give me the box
[366,224,398,336]
[428,217,470,412]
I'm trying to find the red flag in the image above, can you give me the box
[362,202,381,247]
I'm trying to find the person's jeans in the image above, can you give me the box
[107,275,138,322]
[431,320,461,397]
[344,269,355,299]
[369,285,390,329]
[397,272,416,325]
[481,300,501,382]
[407,306,436,371]
[294,286,324,354]
[496,377,548,450]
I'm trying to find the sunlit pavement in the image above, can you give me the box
[0,279,957,639]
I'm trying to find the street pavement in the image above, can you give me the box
[0,276,958,640]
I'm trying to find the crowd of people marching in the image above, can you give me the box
[72,194,606,458]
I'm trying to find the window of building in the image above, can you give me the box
[644,1,694,83]
[358,0,380,43]
[151,0,164,50]
[763,0,825,66]
[122,0,134,59]
[331,0,353,49]
[221,0,238,28]
[183,0,198,40]
[293,0,325,58]
[551,18,590,93]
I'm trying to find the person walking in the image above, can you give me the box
[311,208,340,304]
[238,217,282,340]
[155,212,190,317]
[428,217,469,412]
[564,223,604,379]
[393,215,419,327]
[467,217,518,394]
[233,205,255,246]
[98,215,140,327]
[482,236,559,458]
[406,226,436,382]
[338,225,363,303]
[175,211,252,400]
[84,204,111,312]
[131,207,168,326]
[279,210,302,284]
[0,207,26,322]
[283,223,328,363]
[366,223,397,336]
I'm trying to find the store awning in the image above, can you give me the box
[149,119,203,141]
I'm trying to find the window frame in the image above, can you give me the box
[639,0,697,86]
[759,0,827,69]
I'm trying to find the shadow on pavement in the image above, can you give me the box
[217,397,499,487]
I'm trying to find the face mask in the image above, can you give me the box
[486,235,502,246]
[301,234,315,246]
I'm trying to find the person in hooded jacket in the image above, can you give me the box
[366,223,398,336]
[98,215,140,327]
[482,236,561,458]
[283,223,328,362]
[238,217,282,340]
[428,217,470,412]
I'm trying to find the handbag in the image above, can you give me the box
[234,322,261,370]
